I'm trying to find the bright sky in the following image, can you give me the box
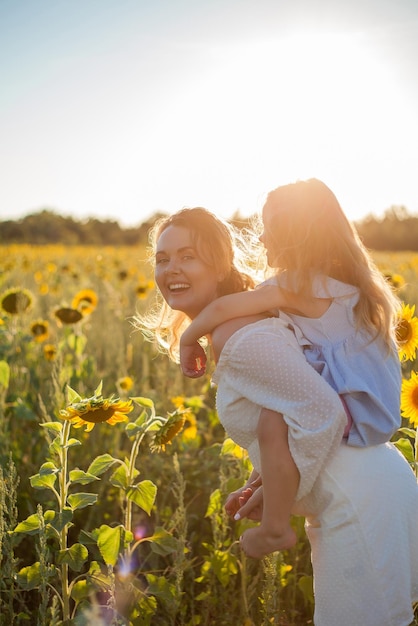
[1,0,418,226]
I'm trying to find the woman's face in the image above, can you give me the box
[155,224,221,319]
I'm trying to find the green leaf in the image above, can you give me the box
[131,396,154,409]
[205,488,222,517]
[397,427,417,439]
[29,463,59,489]
[16,562,42,590]
[14,514,42,535]
[67,333,87,355]
[67,493,98,510]
[144,527,179,556]
[49,435,61,456]
[39,461,59,475]
[87,453,118,477]
[40,421,63,433]
[66,437,82,449]
[94,381,103,396]
[66,385,82,403]
[96,525,124,566]
[57,543,88,571]
[0,360,10,388]
[69,469,100,485]
[47,508,73,533]
[394,437,415,463]
[71,579,90,602]
[109,463,130,489]
[221,437,246,459]
[126,480,157,515]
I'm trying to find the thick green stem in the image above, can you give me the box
[59,420,72,622]
[124,433,144,541]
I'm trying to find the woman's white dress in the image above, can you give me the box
[212,318,418,626]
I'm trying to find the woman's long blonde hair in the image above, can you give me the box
[135,207,260,361]
[261,178,401,349]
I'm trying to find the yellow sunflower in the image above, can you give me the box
[135,277,155,300]
[30,319,49,343]
[396,303,418,362]
[117,376,134,392]
[150,411,186,452]
[1,288,33,315]
[401,371,418,426]
[43,344,57,361]
[71,289,98,315]
[384,272,405,289]
[60,387,133,432]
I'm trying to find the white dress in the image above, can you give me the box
[213,318,418,626]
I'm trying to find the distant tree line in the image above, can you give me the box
[0,206,417,250]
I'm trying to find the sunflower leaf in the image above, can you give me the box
[131,396,155,410]
[94,381,103,397]
[69,469,100,485]
[40,421,63,433]
[57,543,89,571]
[87,453,118,477]
[96,524,128,566]
[67,493,98,510]
[393,437,414,463]
[126,480,157,515]
[66,385,82,404]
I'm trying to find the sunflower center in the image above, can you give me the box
[412,387,418,409]
[82,407,117,423]
[396,320,412,343]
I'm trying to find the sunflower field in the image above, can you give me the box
[0,244,417,626]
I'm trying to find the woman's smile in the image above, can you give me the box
[155,225,221,319]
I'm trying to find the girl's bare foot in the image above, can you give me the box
[240,524,296,559]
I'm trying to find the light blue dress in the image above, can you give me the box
[270,274,402,447]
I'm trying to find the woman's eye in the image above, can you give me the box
[155,257,168,265]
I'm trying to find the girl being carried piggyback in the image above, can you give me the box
[180,178,402,558]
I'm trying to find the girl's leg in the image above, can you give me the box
[240,409,298,558]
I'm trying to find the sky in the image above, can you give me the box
[1,0,418,227]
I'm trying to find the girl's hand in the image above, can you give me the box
[225,479,263,522]
[179,341,207,377]
[234,486,263,522]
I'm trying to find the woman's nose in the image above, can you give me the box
[165,258,180,273]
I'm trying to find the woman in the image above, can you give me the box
[137,206,418,626]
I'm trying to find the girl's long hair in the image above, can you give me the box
[135,207,260,361]
[261,178,401,349]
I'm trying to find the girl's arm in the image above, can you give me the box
[180,285,292,377]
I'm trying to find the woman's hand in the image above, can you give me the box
[179,341,207,377]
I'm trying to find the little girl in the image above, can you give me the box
[179,178,402,557]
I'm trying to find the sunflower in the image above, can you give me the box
[396,303,418,362]
[384,272,405,289]
[0,288,33,315]
[60,388,133,432]
[401,371,418,427]
[54,307,83,325]
[71,289,98,315]
[43,344,57,361]
[30,319,49,343]
[150,411,186,452]
[135,277,155,300]
[117,376,134,392]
